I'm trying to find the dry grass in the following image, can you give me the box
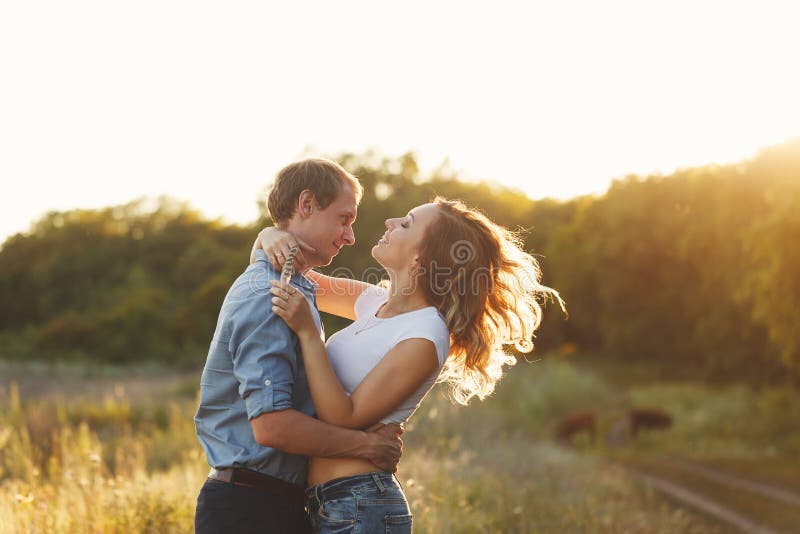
[0,357,733,533]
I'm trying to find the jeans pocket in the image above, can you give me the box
[317,490,357,526]
[384,513,412,533]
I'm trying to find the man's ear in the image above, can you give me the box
[297,190,316,219]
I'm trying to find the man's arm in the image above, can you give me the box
[251,409,402,472]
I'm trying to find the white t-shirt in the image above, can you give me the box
[324,285,450,424]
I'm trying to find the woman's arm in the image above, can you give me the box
[270,281,439,429]
[299,333,437,429]
[305,271,373,321]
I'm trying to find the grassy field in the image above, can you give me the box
[3,355,797,533]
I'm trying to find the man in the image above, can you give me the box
[194,159,403,533]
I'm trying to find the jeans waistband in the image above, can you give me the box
[305,471,397,501]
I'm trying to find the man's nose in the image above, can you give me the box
[342,225,355,246]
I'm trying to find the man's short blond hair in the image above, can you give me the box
[267,159,363,225]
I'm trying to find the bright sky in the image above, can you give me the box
[1,1,799,244]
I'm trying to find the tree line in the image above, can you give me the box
[1,142,798,382]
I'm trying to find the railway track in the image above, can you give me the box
[620,455,800,534]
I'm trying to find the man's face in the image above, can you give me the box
[298,184,358,267]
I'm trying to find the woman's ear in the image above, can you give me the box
[409,255,421,277]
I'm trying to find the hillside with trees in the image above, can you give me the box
[1,141,798,382]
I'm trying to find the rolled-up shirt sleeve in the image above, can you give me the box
[228,292,297,420]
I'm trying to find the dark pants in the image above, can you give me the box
[195,478,312,534]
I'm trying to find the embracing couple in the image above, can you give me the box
[194,158,562,533]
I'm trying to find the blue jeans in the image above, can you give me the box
[305,472,412,533]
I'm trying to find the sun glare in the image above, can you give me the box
[0,1,798,241]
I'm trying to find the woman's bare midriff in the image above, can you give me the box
[307,456,384,487]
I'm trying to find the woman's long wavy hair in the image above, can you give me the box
[417,197,565,404]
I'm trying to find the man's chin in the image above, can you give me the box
[308,245,341,267]
[316,254,337,267]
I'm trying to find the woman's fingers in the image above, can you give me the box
[257,230,312,271]
[281,245,295,265]
[270,281,301,307]
[270,283,291,304]
[273,279,290,293]
[269,286,294,301]
[295,236,317,255]
[271,282,303,324]
[270,253,283,271]
[294,237,316,266]
[260,233,294,271]
[280,236,296,254]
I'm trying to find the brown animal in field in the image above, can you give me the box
[628,408,673,437]
[555,411,596,445]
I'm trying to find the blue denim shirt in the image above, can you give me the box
[194,250,321,486]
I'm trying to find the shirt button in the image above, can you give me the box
[264,379,271,386]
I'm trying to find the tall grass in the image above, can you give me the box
[0,380,204,533]
[0,356,757,532]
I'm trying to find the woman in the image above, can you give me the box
[258,197,563,533]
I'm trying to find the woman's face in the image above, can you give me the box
[371,203,440,270]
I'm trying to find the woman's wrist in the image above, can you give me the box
[297,329,321,345]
